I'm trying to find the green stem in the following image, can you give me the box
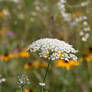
[40,60,51,92]
[43,60,51,82]
[0,85,2,92]
[21,85,24,92]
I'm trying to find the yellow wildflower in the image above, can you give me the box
[72,11,83,17]
[0,53,10,61]
[84,54,92,62]
[24,88,30,92]
[32,61,41,69]
[0,11,3,16]
[56,60,79,70]
[19,51,30,57]
[24,88,37,92]
[24,63,32,70]
[83,47,92,62]
[83,47,92,55]
[40,62,48,67]
[0,53,15,61]
[0,53,19,61]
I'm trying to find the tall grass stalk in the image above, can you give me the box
[40,60,51,92]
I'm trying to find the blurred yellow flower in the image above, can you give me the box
[0,53,10,61]
[19,51,30,57]
[83,47,92,55]
[24,88,37,92]
[84,54,92,62]
[56,60,79,70]
[32,61,41,69]
[24,63,32,70]
[0,53,19,61]
[24,61,48,70]
[83,47,92,62]
[72,11,83,17]
[0,27,8,35]
[24,88,30,92]
[40,62,48,67]
[0,11,3,16]
[0,53,16,61]
[0,50,30,61]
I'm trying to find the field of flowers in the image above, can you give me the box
[0,0,92,92]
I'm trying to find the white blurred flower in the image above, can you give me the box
[27,38,78,61]
[17,74,30,88]
[0,75,6,84]
[13,0,19,3]
[80,31,84,36]
[3,9,10,16]
[84,27,90,31]
[81,33,89,42]
[81,2,88,7]
[83,21,88,26]
[39,82,45,86]
[58,0,72,22]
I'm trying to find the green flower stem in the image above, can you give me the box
[40,60,51,92]
[0,85,2,92]
[21,85,24,92]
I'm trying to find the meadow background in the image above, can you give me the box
[0,0,92,92]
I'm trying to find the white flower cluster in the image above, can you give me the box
[58,0,71,22]
[27,38,78,61]
[75,15,90,42]
[80,1,89,7]
[0,75,6,84]
[58,0,90,42]
[17,74,30,88]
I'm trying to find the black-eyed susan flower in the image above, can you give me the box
[24,63,32,70]
[83,47,92,55]
[83,47,92,62]
[24,88,37,92]
[0,53,19,61]
[24,61,48,70]
[19,51,30,58]
[56,59,79,70]
[0,53,11,61]
[24,88,30,92]
[84,54,92,62]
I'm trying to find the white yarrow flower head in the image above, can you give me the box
[17,74,30,88]
[27,38,78,62]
